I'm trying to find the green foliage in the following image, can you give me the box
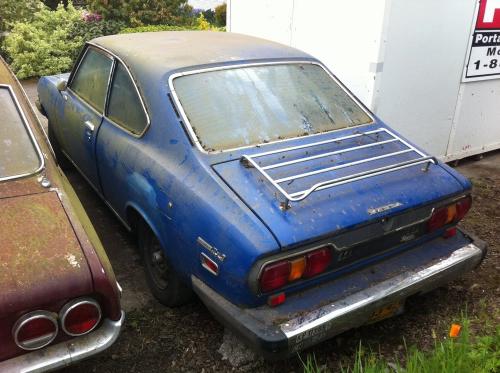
[0,0,43,31]
[214,2,227,27]
[120,22,224,34]
[202,9,215,25]
[196,14,210,31]
[120,24,196,34]
[87,0,193,26]
[4,2,83,78]
[302,318,500,373]
[68,18,125,59]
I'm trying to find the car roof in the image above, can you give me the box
[91,31,313,76]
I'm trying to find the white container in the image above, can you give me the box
[227,0,500,161]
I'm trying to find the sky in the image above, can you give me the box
[189,0,225,10]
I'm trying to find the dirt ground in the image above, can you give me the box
[21,80,499,372]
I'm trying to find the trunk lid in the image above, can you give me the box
[212,126,465,248]
[0,191,93,318]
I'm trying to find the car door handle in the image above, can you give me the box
[84,120,95,132]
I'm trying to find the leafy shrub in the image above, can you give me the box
[0,0,43,31]
[120,24,196,34]
[5,2,83,79]
[119,17,224,34]
[5,4,127,78]
[68,16,125,59]
[88,0,193,27]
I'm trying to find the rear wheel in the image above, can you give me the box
[48,122,71,170]
[138,222,193,307]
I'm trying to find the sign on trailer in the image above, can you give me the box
[463,0,500,81]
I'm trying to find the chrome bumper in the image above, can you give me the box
[281,243,483,351]
[0,311,125,373]
[194,234,486,359]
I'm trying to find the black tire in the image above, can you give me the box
[48,122,71,170]
[138,222,193,307]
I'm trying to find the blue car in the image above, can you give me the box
[37,31,486,358]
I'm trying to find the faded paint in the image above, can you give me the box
[0,56,121,362]
[0,192,93,318]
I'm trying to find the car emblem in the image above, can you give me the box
[367,202,403,215]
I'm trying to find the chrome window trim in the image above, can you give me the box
[67,46,114,115]
[168,60,376,154]
[87,42,151,139]
[0,84,45,182]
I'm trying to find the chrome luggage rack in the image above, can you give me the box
[241,128,437,210]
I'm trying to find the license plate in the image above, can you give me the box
[367,300,405,324]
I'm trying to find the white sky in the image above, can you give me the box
[189,0,225,10]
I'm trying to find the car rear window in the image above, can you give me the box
[172,63,372,151]
[0,85,42,180]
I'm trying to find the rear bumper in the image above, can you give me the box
[193,231,486,360]
[0,311,125,373]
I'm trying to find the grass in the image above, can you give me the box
[301,317,500,373]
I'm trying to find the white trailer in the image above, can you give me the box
[227,0,500,161]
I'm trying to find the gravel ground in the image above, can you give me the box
[21,80,499,372]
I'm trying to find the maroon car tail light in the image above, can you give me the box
[60,298,101,336]
[259,246,333,293]
[13,311,58,350]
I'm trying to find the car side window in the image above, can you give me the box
[70,48,112,112]
[107,62,148,135]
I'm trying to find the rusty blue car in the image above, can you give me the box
[37,32,486,358]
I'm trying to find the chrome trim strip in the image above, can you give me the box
[168,60,376,154]
[0,312,125,373]
[280,244,482,338]
[0,84,45,182]
[87,42,151,138]
[59,298,102,337]
[240,127,436,207]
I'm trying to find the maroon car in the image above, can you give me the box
[0,57,124,371]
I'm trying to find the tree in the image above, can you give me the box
[214,2,226,27]
[88,0,194,26]
[0,0,43,31]
[202,9,215,25]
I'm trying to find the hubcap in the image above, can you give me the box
[148,238,168,290]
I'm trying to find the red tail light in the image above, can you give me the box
[456,195,472,221]
[427,196,472,233]
[303,248,333,278]
[259,246,333,293]
[260,261,290,293]
[60,298,101,336]
[13,311,58,350]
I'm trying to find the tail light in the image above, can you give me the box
[259,246,332,293]
[60,298,101,336]
[427,196,472,233]
[303,248,332,278]
[13,311,58,350]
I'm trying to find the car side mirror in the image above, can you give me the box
[56,80,67,92]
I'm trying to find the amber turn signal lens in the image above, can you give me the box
[288,257,306,281]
